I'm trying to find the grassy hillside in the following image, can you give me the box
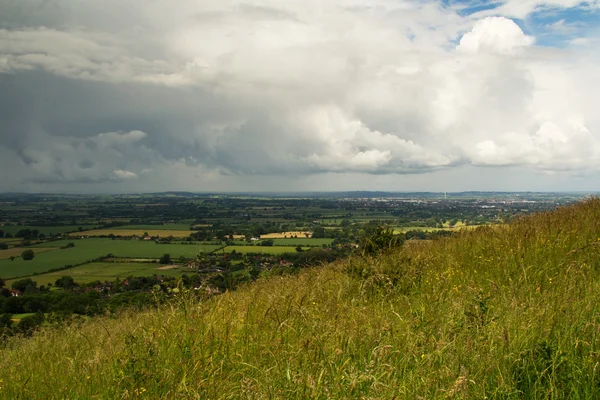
[2,199,600,398]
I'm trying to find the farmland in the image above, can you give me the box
[0,247,55,260]
[73,229,194,238]
[0,191,584,287]
[222,245,311,254]
[260,231,313,239]
[6,262,192,286]
[271,238,333,246]
[0,225,98,236]
[0,239,222,279]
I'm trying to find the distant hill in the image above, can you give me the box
[2,199,600,398]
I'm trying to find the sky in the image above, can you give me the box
[1,0,600,193]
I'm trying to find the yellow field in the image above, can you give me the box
[0,247,56,260]
[261,231,312,239]
[232,231,313,239]
[70,229,192,238]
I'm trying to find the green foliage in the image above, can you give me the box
[11,278,37,293]
[159,253,171,264]
[0,313,12,328]
[21,249,35,260]
[359,226,404,256]
[2,200,600,398]
[54,276,75,289]
[17,311,45,336]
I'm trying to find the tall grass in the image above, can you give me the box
[2,199,600,399]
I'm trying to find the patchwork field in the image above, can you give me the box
[72,229,193,238]
[392,225,481,234]
[261,231,313,239]
[223,245,310,254]
[0,225,98,236]
[114,224,193,230]
[6,262,192,286]
[0,239,222,279]
[0,247,56,260]
[271,238,333,246]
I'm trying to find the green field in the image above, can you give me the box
[7,262,191,286]
[0,239,222,279]
[112,224,193,230]
[223,245,310,254]
[392,225,482,234]
[0,247,56,260]
[9,313,35,322]
[0,225,98,236]
[271,238,333,246]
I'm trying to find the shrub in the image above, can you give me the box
[21,249,35,260]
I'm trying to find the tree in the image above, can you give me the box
[17,311,45,335]
[12,278,37,293]
[21,249,35,260]
[159,253,171,264]
[0,277,4,288]
[312,227,326,238]
[0,313,12,328]
[55,276,76,289]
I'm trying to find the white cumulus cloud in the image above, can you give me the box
[0,0,599,191]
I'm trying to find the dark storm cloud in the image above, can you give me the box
[0,0,600,192]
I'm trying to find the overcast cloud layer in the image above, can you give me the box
[1,0,600,193]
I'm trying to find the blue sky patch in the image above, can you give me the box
[441,0,600,47]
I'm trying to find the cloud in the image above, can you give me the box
[474,0,600,19]
[457,17,535,54]
[0,0,599,192]
[0,129,159,184]
[113,169,138,180]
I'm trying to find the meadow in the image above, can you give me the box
[0,240,222,279]
[0,247,55,260]
[6,262,191,286]
[0,225,98,236]
[115,224,194,230]
[271,238,333,246]
[223,245,311,254]
[1,199,600,398]
[73,229,194,238]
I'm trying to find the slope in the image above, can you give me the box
[1,199,600,399]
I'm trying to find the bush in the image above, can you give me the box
[21,249,35,260]
[17,311,45,335]
[358,226,404,256]
[12,278,38,293]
